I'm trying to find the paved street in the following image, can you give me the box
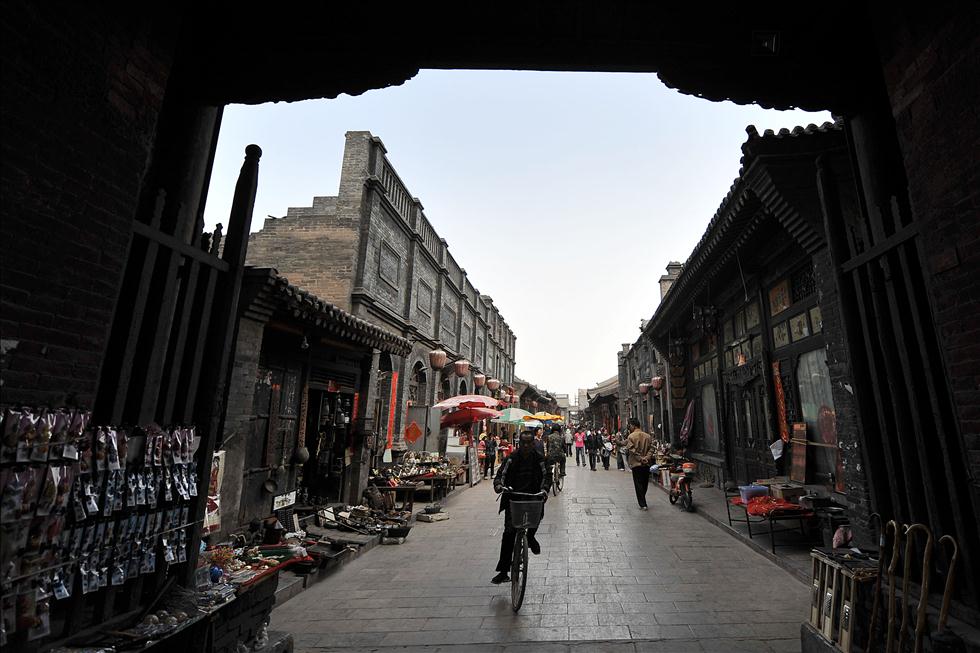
[271,463,808,652]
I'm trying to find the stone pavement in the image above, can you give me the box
[270,462,808,652]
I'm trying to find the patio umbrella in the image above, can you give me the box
[433,394,501,410]
[491,407,531,424]
[439,406,501,428]
[524,411,563,422]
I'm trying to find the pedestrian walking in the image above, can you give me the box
[563,427,573,456]
[584,429,601,471]
[574,429,585,466]
[600,429,612,470]
[482,433,498,478]
[624,417,653,509]
[615,430,627,470]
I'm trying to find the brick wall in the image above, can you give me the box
[246,199,360,311]
[878,9,980,497]
[0,2,176,407]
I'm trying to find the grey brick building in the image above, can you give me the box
[246,132,516,452]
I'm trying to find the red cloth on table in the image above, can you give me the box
[730,495,809,516]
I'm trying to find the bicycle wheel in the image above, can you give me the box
[681,486,695,512]
[511,530,528,612]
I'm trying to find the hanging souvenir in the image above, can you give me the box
[163,467,173,503]
[27,597,50,641]
[188,467,198,497]
[35,467,59,517]
[147,470,158,509]
[180,427,190,463]
[101,472,114,517]
[94,427,108,471]
[106,428,120,471]
[112,472,124,513]
[71,479,87,522]
[153,430,164,467]
[49,410,69,459]
[83,480,99,517]
[16,410,38,463]
[31,410,53,462]
[171,429,183,466]
[54,465,72,513]
[52,570,70,600]
[78,435,92,474]
[143,428,156,467]
[116,429,129,468]
[20,467,39,519]
[0,471,23,524]
[0,408,21,463]
[177,529,188,563]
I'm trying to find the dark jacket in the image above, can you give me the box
[584,432,602,451]
[494,449,552,513]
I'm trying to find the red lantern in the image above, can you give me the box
[429,349,447,369]
[474,373,486,387]
[639,383,650,395]
[454,360,470,376]
[486,378,501,391]
[650,376,664,392]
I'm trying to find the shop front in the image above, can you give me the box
[644,121,860,505]
[217,268,411,538]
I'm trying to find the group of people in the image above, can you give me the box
[487,418,653,584]
[571,426,629,472]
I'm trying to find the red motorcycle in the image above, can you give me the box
[668,460,697,512]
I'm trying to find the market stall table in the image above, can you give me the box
[724,487,818,554]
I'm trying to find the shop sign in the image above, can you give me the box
[273,490,297,511]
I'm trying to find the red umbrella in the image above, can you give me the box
[433,394,501,410]
[439,407,501,428]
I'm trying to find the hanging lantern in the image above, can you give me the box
[486,378,501,391]
[429,349,447,369]
[639,383,650,395]
[474,373,486,387]
[454,360,470,376]
[650,376,665,392]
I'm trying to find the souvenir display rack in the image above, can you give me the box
[0,406,203,649]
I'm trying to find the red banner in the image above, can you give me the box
[772,361,790,442]
[351,392,359,421]
[385,372,399,450]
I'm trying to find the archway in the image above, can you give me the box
[408,360,427,407]
[458,379,467,396]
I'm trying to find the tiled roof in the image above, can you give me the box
[644,119,843,340]
[245,267,412,356]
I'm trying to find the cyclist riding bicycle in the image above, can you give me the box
[492,430,552,584]
[545,424,566,477]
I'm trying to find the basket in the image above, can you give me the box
[739,484,769,503]
[509,500,544,529]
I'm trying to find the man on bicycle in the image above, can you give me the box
[545,424,566,477]
[491,430,552,584]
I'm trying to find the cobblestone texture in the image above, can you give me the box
[271,464,808,652]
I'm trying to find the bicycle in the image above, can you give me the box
[550,460,563,495]
[668,460,697,512]
[500,488,547,612]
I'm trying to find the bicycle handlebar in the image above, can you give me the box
[500,488,547,497]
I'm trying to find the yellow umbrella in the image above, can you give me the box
[523,412,563,422]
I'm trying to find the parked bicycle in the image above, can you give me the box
[501,488,547,611]
[668,460,697,512]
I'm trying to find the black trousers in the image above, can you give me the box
[496,508,540,572]
[483,454,495,477]
[548,456,565,477]
[632,465,651,507]
[588,450,597,470]
[601,453,610,469]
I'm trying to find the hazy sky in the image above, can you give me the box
[204,70,830,402]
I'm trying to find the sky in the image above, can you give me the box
[204,70,830,402]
